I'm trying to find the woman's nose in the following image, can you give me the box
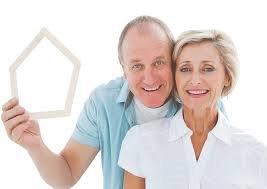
[190,72,202,85]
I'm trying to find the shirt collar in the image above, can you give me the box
[168,109,192,141]
[116,79,131,103]
[168,109,232,145]
[166,98,181,118]
[210,110,232,145]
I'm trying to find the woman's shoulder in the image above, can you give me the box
[138,117,171,136]
[126,118,171,140]
[229,125,267,158]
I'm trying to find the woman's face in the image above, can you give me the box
[175,41,229,111]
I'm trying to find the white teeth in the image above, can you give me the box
[188,90,208,95]
[144,86,160,91]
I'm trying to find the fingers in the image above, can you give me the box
[10,121,31,143]
[5,113,30,136]
[1,98,29,135]
[1,105,25,122]
[2,98,19,111]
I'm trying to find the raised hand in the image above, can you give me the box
[1,98,42,151]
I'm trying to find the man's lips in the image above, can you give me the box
[142,85,162,92]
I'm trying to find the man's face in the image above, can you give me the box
[121,24,173,108]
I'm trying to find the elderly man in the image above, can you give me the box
[1,16,181,189]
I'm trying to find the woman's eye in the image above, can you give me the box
[180,67,191,72]
[203,67,215,72]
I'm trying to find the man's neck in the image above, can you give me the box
[133,97,171,125]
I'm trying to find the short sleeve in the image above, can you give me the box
[72,94,100,148]
[118,126,144,178]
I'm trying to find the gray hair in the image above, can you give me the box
[172,30,239,96]
[118,15,174,64]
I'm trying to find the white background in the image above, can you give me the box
[0,0,267,188]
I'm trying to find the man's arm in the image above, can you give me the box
[29,138,99,188]
[1,98,99,188]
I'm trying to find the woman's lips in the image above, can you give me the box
[186,89,209,98]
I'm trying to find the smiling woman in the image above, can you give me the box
[118,30,267,189]
[174,41,231,119]
[173,30,238,97]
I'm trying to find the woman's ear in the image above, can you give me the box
[224,74,230,87]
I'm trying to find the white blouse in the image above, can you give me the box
[118,109,267,189]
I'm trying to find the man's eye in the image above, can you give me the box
[131,64,143,71]
[180,67,191,72]
[154,60,165,67]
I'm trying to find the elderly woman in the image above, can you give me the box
[118,30,267,189]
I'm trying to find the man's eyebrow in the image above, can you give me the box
[154,56,165,60]
[129,59,141,64]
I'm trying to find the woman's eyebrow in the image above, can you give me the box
[178,61,191,66]
[201,60,215,63]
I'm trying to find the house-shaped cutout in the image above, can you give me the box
[9,28,81,119]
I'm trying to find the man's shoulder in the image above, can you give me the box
[93,76,125,92]
[89,76,126,100]
[81,76,127,111]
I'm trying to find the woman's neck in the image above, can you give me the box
[182,106,218,160]
[183,106,218,135]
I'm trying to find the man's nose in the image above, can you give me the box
[143,68,156,85]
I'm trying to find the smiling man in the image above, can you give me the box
[121,22,173,108]
[1,16,181,189]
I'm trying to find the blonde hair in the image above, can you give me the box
[173,30,239,96]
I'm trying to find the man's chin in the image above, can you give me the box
[142,100,165,108]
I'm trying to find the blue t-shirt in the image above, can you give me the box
[72,77,181,189]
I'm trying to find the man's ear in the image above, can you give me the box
[120,62,127,79]
[123,72,127,79]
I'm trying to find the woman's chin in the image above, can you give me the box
[184,103,211,112]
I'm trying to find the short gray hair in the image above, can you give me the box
[172,30,239,96]
[118,15,174,64]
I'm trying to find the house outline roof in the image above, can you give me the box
[9,28,81,119]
